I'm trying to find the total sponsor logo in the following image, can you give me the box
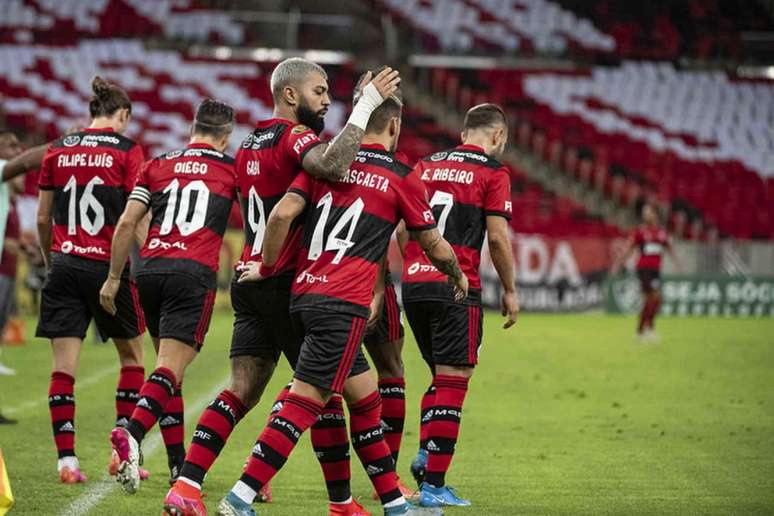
[60,240,107,256]
[148,238,188,251]
[296,270,329,284]
[407,262,438,276]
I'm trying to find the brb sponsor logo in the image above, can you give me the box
[148,238,188,251]
[296,270,329,284]
[407,262,438,275]
[60,240,106,255]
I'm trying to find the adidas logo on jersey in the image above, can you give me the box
[160,415,180,426]
[136,398,151,409]
[366,464,383,476]
[426,440,440,452]
[59,421,75,433]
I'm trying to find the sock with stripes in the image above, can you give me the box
[348,391,403,506]
[424,375,469,488]
[115,365,144,428]
[233,393,323,503]
[160,383,186,470]
[419,383,436,452]
[378,377,406,464]
[310,396,351,502]
[179,389,246,489]
[126,367,176,444]
[49,371,76,459]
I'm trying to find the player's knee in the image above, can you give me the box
[229,356,276,409]
[376,353,404,379]
[114,337,144,366]
[436,364,474,379]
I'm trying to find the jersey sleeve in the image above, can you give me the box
[633,228,644,245]
[123,144,146,193]
[484,166,513,220]
[127,160,152,206]
[284,125,323,165]
[288,170,314,202]
[37,148,55,190]
[398,168,436,231]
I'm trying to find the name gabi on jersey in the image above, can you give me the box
[57,153,114,168]
[420,167,474,184]
[340,168,390,192]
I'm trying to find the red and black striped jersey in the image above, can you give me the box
[288,143,436,318]
[634,225,670,271]
[129,143,237,288]
[401,144,512,305]
[235,118,323,275]
[38,128,144,262]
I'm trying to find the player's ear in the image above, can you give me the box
[460,130,466,144]
[218,132,231,152]
[283,85,298,107]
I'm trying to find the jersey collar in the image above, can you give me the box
[457,143,487,154]
[187,142,216,150]
[361,142,387,151]
[83,127,115,133]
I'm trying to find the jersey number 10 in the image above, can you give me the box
[160,179,210,236]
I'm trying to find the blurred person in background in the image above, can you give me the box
[611,202,681,342]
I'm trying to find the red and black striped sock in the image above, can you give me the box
[348,391,401,506]
[126,367,176,443]
[239,393,323,496]
[419,383,436,452]
[311,396,351,502]
[424,375,469,488]
[180,389,246,488]
[115,365,144,428]
[378,377,406,464]
[160,384,185,464]
[268,384,291,419]
[49,371,76,458]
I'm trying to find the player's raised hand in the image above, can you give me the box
[501,290,519,329]
[237,261,264,283]
[366,67,401,101]
[99,277,120,316]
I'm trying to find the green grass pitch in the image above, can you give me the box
[1,312,773,515]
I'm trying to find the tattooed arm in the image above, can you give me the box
[302,67,401,181]
[412,228,468,301]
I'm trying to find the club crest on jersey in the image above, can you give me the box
[291,124,310,134]
[63,135,81,147]
[429,151,448,162]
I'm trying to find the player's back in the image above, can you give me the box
[401,144,512,303]
[39,128,144,263]
[635,225,669,270]
[235,118,322,274]
[290,143,433,318]
[132,143,237,287]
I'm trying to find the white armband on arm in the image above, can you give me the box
[346,82,384,131]
[128,185,151,206]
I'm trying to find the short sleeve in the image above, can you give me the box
[398,169,436,231]
[284,124,323,165]
[37,149,55,190]
[288,170,314,202]
[484,166,512,220]
[123,144,145,193]
[127,160,152,206]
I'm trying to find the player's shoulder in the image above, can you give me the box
[49,130,138,152]
[238,118,292,151]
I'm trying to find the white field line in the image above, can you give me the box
[5,366,118,415]
[59,377,229,516]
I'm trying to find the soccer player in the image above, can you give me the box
[99,99,238,493]
[35,77,146,483]
[399,104,519,508]
[163,60,400,516]
[611,202,680,342]
[216,76,465,516]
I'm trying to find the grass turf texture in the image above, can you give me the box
[1,313,772,515]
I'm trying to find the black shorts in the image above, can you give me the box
[637,269,661,294]
[404,301,484,367]
[36,254,144,342]
[229,274,301,366]
[364,281,404,346]
[136,273,215,350]
[291,309,371,394]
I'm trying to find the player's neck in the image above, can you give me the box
[460,138,490,155]
[89,118,116,131]
[361,133,391,150]
[272,106,298,124]
[189,135,220,150]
